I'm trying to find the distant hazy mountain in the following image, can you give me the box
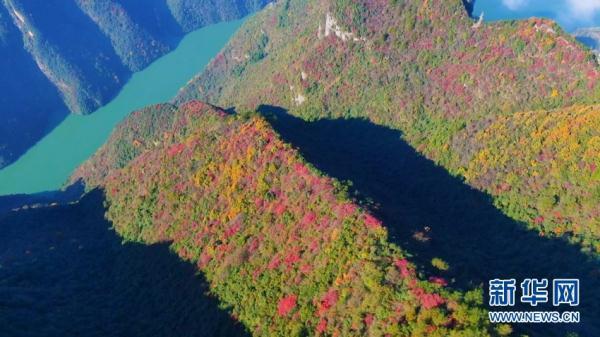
[575,27,600,56]
[0,0,270,169]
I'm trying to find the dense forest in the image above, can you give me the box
[176,0,600,255]
[0,0,270,169]
[74,101,506,337]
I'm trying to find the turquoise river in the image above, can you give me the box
[0,18,245,195]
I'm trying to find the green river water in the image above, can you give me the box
[0,18,244,196]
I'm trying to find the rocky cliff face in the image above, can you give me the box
[0,0,270,169]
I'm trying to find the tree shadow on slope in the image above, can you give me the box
[260,105,600,337]
[0,189,248,337]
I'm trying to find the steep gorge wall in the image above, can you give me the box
[0,4,68,169]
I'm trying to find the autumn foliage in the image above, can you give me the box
[175,0,600,254]
[76,101,500,336]
[464,104,600,253]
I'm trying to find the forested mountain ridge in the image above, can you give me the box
[73,101,504,337]
[0,0,270,169]
[175,0,600,254]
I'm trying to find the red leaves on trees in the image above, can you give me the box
[294,163,309,176]
[337,203,357,218]
[534,216,545,225]
[301,212,316,226]
[199,251,212,268]
[167,143,185,157]
[321,289,338,310]
[277,294,297,317]
[224,221,242,239]
[273,202,286,216]
[268,255,281,270]
[364,313,375,327]
[394,258,413,278]
[414,289,445,309]
[316,318,327,334]
[429,276,448,287]
[364,214,382,230]
[284,250,301,269]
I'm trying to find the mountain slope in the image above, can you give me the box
[463,104,600,250]
[175,0,600,253]
[0,4,68,169]
[166,0,271,33]
[0,0,270,169]
[74,101,501,337]
[4,0,129,113]
[75,0,174,72]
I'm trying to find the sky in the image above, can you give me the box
[474,0,600,31]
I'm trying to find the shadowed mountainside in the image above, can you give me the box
[260,105,600,337]
[0,4,68,169]
[0,190,249,337]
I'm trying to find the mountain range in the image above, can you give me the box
[68,1,600,335]
[2,0,599,336]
